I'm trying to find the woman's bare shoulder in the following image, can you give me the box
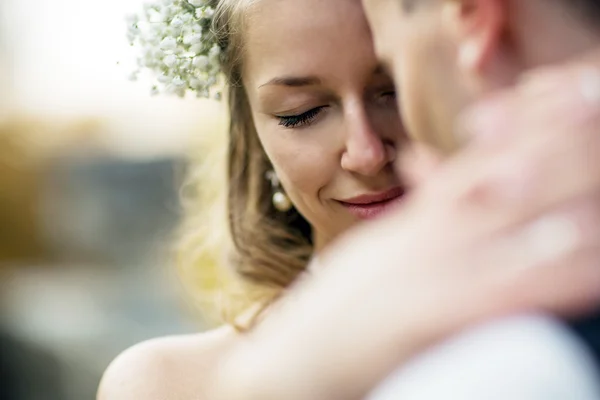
[97,326,239,400]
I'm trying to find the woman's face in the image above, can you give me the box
[243,0,406,250]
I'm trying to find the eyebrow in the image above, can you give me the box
[258,65,390,89]
[259,76,322,88]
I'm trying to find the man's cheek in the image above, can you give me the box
[398,71,426,141]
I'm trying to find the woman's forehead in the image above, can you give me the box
[245,0,368,43]
[243,0,376,86]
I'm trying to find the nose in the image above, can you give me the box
[341,108,395,176]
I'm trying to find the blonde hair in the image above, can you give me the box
[177,0,313,328]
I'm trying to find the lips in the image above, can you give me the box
[338,187,405,220]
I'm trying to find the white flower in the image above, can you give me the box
[180,12,193,23]
[193,55,209,69]
[125,13,139,25]
[183,33,202,45]
[166,84,186,98]
[191,23,203,34]
[170,16,184,28]
[163,54,178,67]
[157,73,171,83]
[152,48,165,60]
[160,5,175,20]
[208,44,220,58]
[189,43,203,55]
[196,7,214,19]
[172,76,186,87]
[180,58,192,70]
[198,88,209,98]
[127,0,223,99]
[189,77,202,90]
[159,37,177,51]
[170,26,184,37]
[150,23,166,39]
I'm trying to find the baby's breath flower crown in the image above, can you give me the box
[127,0,222,99]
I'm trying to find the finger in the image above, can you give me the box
[459,65,600,148]
[454,90,517,147]
[480,102,600,225]
[435,68,600,234]
[479,194,600,317]
[520,62,600,106]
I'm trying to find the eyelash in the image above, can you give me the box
[380,90,397,103]
[275,90,396,129]
[277,107,325,129]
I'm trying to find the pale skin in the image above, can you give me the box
[100,0,404,397]
[99,1,600,399]
[362,0,600,152]
[243,0,404,249]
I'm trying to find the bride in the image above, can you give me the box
[100,0,600,399]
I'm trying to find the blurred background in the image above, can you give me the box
[0,0,225,398]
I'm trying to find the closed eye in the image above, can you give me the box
[382,89,397,101]
[373,88,397,108]
[277,106,327,129]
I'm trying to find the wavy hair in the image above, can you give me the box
[177,0,313,328]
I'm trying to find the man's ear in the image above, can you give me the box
[441,0,507,74]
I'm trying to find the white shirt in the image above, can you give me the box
[368,315,600,400]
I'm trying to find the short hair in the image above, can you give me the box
[401,0,600,24]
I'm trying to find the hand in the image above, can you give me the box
[213,66,600,400]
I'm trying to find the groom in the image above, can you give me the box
[363,0,600,152]
[362,0,600,397]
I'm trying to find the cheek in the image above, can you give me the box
[394,28,447,146]
[257,127,338,204]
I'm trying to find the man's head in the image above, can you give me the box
[362,0,600,153]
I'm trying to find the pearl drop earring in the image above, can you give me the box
[266,170,293,212]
